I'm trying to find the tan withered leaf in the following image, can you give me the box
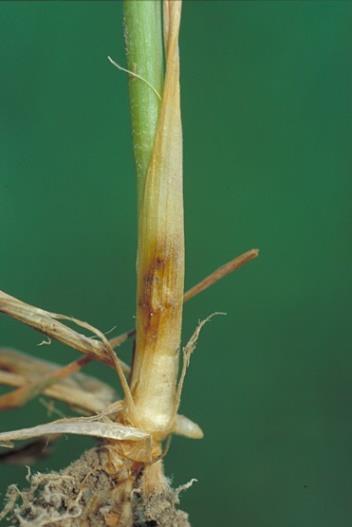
[0,416,148,448]
[0,348,116,414]
[0,290,130,373]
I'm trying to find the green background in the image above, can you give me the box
[1,1,352,525]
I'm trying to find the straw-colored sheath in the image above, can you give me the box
[127,1,184,439]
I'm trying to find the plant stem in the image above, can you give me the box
[124,1,184,439]
[123,0,164,208]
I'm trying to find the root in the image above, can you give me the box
[1,444,191,527]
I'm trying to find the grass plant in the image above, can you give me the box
[0,2,257,525]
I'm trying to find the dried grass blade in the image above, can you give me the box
[0,348,116,414]
[0,290,129,373]
[184,249,259,303]
[0,417,148,447]
[0,356,90,411]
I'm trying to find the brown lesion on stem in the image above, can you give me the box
[137,239,182,349]
[129,233,184,435]
[109,248,259,349]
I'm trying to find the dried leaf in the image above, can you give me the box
[0,416,148,447]
[176,313,226,411]
[0,290,129,373]
[0,348,116,414]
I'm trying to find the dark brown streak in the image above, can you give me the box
[110,248,259,350]
[137,250,180,347]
